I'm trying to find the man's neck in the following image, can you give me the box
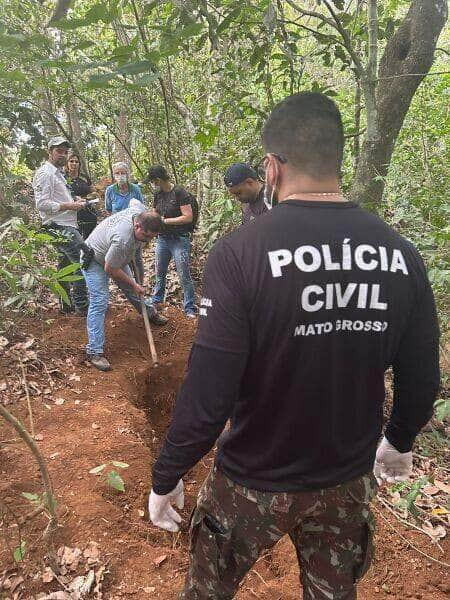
[118,183,129,193]
[249,183,264,204]
[278,175,343,202]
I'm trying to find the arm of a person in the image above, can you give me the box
[34,172,80,213]
[104,263,136,287]
[151,240,250,493]
[385,273,440,453]
[163,203,193,225]
[104,239,138,289]
[152,344,247,494]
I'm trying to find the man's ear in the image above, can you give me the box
[265,155,277,187]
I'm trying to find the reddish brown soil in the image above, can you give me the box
[0,307,448,599]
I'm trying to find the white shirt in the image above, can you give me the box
[32,161,78,227]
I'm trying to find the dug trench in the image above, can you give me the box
[0,306,448,599]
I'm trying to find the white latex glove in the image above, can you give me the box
[374,436,413,484]
[148,480,184,532]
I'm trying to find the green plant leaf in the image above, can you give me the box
[117,60,155,76]
[89,464,107,475]
[111,461,129,469]
[107,470,125,492]
[3,294,22,307]
[22,492,40,504]
[13,541,26,562]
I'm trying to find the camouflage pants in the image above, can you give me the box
[180,467,378,600]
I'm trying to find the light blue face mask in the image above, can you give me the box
[115,174,128,185]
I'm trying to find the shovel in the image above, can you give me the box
[132,259,159,367]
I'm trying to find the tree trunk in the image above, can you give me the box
[38,77,58,138]
[66,99,90,177]
[112,21,132,167]
[350,0,448,207]
[114,105,131,165]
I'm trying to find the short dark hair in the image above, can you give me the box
[135,210,163,233]
[147,165,169,182]
[262,92,344,178]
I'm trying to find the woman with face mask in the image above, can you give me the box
[64,151,97,239]
[104,162,146,283]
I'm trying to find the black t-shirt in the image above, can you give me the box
[241,187,268,225]
[153,185,192,235]
[65,175,97,231]
[152,200,439,494]
[66,175,91,198]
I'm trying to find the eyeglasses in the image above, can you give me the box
[255,153,287,183]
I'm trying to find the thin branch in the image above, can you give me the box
[377,71,450,80]
[321,0,365,78]
[284,0,335,29]
[128,0,178,182]
[19,360,35,438]
[378,496,444,553]
[70,90,142,176]
[0,404,57,549]
[284,0,365,79]
[374,504,450,568]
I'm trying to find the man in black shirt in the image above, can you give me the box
[146,165,197,318]
[224,162,268,224]
[148,93,440,599]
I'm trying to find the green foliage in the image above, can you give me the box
[13,541,26,563]
[0,218,81,310]
[89,460,129,492]
[0,0,447,335]
[389,476,429,520]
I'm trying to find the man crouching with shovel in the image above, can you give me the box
[82,199,168,371]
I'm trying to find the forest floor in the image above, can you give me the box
[0,302,449,600]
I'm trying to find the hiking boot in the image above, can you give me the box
[147,306,168,326]
[186,312,197,319]
[87,353,111,371]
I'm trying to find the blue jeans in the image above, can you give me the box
[151,234,195,314]
[82,261,154,355]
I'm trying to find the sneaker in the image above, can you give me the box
[87,353,111,371]
[186,312,197,319]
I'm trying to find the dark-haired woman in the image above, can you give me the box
[64,152,97,239]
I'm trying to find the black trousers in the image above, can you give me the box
[44,224,89,312]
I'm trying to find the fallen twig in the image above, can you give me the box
[374,505,450,568]
[251,569,270,587]
[378,496,445,552]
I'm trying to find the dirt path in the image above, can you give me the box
[0,307,448,599]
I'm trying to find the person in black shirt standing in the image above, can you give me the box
[64,151,97,239]
[146,165,196,318]
[223,162,268,224]
[148,93,440,599]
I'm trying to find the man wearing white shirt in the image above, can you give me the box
[33,136,89,314]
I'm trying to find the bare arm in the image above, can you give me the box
[163,204,193,226]
[104,263,145,295]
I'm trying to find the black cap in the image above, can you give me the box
[224,162,258,187]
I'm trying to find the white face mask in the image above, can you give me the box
[115,173,127,185]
